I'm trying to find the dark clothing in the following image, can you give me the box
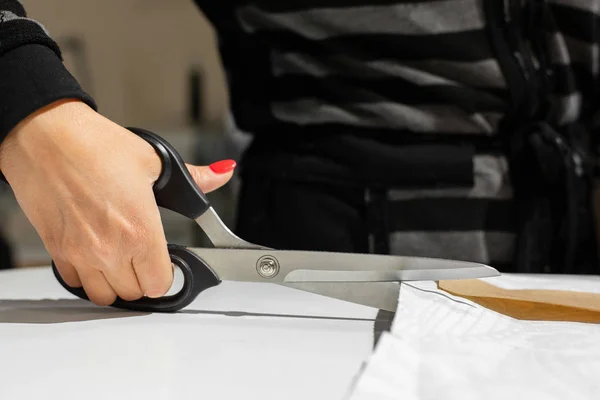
[235,133,599,275]
[0,3,96,141]
[199,0,600,274]
[236,164,371,254]
[0,231,13,269]
[235,131,518,273]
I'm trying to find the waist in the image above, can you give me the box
[248,124,506,151]
[239,126,508,188]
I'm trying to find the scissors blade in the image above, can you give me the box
[282,281,402,312]
[185,248,498,310]
[188,248,499,283]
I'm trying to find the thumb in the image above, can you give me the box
[186,159,236,193]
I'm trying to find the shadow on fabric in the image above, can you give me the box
[0,299,150,323]
[0,298,394,352]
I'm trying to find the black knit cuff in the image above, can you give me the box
[0,43,97,143]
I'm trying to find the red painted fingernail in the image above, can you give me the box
[209,159,237,174]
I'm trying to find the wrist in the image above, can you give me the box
[0,99,91,179]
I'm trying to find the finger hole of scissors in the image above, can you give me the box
[164,261,185,296]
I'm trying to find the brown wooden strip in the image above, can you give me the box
[438,279,600,324]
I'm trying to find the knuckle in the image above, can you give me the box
[89,236,113,264]
[117,287,144,302]
[62,239,87,266]
[39,231,58,253]
[68,236,111,268]
[40,232,64,259]
[121,218,149,250]
[52,259,81,287]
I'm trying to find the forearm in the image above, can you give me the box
[0,1,96,144]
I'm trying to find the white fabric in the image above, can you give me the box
[0,267,378,400]
[346,274,600,400]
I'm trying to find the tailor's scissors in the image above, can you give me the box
[46,127,500,312]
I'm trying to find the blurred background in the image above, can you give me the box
[0,0,250,268]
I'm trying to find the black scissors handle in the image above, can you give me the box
[52,245,220,312]
[128,126,213,219]
[50,127,223,311]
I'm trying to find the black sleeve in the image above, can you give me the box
[0,1,97,144]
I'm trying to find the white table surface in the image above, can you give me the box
[0,266,385,400]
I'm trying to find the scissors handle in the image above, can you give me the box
[52,245,221,312]
[49,127,223,311]
[126,126,213,219]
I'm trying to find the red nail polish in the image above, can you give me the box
[209,159,237,174]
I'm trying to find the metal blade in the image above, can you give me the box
[192,210,498,281]
[194,208,268,250]
[187,248,499,283]
[190,209,497,311]
[282,281,401,312]
[186,248,498,311]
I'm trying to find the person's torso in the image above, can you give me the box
[196,0,598,141]
[195,0,600,274]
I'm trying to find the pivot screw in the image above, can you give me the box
[256,256,280,279]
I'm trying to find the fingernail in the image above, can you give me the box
[209,159,237,174]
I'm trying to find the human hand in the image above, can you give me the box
[0,99,236,305]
